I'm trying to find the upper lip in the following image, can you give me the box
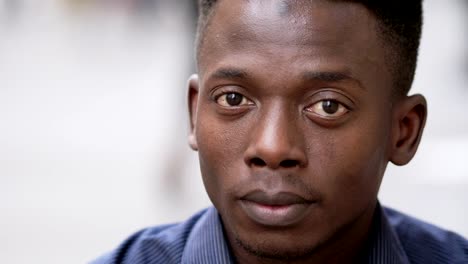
[241,191,315,206]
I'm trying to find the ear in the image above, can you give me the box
[390,94,427,165]
[187,74,199,151]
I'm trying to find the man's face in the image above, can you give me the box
[190,0,396,260]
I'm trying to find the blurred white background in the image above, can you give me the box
[1,0,467,263]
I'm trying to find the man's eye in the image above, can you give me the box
[306,99,349,118]
[216,92,252,107]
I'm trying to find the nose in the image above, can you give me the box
[244,103,307,169]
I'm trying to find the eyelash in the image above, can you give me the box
[305,99,350,119]
[216,93,252,107]
[211,88,353,122]
[212,88,254,106]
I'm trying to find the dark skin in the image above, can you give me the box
[188,0,427,263]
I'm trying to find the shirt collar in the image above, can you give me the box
[362,202,410,264]
[182,203,409,264]
[181,207,234,264]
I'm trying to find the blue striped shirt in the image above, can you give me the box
[92,204,468,264]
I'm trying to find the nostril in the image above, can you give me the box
[251,157,266,167]
[279,159,299,168]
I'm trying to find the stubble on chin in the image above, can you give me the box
[233,233,322,262]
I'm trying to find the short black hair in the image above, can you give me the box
[195,0,423,96]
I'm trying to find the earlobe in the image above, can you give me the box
[390,94,427,165]
[188,74,199,151]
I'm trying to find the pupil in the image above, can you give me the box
[226,93,243,106]
[322,100,339,114]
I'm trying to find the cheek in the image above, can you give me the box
[195,111,251,205]
[311,115,391,206]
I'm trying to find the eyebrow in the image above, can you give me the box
[302,71,364,89]
[210,68,249,80]
[209,68,364,90]
[303,71,351,82]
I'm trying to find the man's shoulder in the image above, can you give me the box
[90,208,211,264]
[383,206,468,264]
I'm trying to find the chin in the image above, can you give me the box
[234,234,321,261]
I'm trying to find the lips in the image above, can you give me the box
[239,191,317,227]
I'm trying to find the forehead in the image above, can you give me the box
[198,0,390,92]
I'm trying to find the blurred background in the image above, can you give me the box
[1,0,467,263]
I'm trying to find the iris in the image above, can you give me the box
[322,100,339,114]
[226,93,243,106]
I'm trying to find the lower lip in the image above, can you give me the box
[239,200,312,227]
